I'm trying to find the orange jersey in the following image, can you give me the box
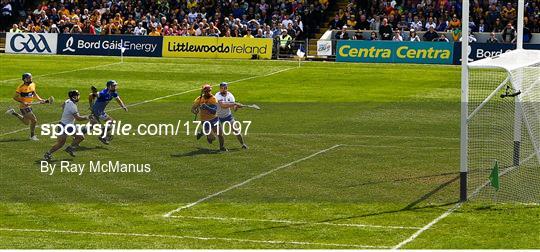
[193,95,218,121]
[15,82,36,108]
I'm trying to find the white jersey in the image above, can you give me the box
[60,99,79,125]
[215,91,235,118]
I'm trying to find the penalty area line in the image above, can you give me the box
[163,144,342,217]
[392,201,463,249]
[0,227,387,248]
[169,215,422,230]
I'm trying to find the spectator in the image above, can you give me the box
[477,19,489,33]
[243,29,254,38]
[423,26,439,41]
[82,19,95,35]
[451,28,462,41]
[134,22,147,35]
[492,18,504,32]
[409,29,421,41]
[49,24,60,33]
[369,31,378,40]
[435,34,449,42]
[448,15,461,30]
[329,15,343,30]
[335,25,350,40]
[347,15,357,28]
[9,23,21,33]
[392,30,403,41]
[501,3,516,23]
[436,18,448,32]
[352,30,363,40]
[410,16,422,31]
[70,24,83,34]
[379,18,393,40]
[523,17,533,42]
[279,29,292,53]
[370,15,381,31]
[425,17,436,31]
[486,32,499,43]
[355,15,370,30]
[149,27,161,36]
[1,0,13,31]
[502,22,516,43]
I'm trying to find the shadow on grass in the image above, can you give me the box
[34,158,74,164]
[230,175,460,234]
[171,147,241,157]
[76,145,109,152]
[342,171,458,188]
[0,138,29,143]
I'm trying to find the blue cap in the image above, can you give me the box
[219,82,228,87]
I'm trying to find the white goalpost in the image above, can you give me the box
[461,0,540,202]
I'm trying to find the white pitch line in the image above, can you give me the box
[0,227,386,248]
[253,132,459,141]
[341,144,459,150]
[0,66,297,137]
[163,144,342,217]
[0,62,122,83]
[169,215,422,230]
[392,201,463,249]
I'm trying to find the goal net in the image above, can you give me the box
[466,49,540,202]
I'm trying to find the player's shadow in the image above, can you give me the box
[171,147,240,157]
[76,145,108,152]
[34,158,74,164]
[0,138,29,143]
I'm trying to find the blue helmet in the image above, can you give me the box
[106,80,118,88]
[22,73,32,81]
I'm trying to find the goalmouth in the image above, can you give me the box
[461,48,540,202]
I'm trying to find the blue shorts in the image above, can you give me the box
[92,110,109,122]
[203,117,219,133]
[218,114,235,123]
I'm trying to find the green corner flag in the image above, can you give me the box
[489,160,500,191]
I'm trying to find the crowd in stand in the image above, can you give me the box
[0,0,330,40]
[331,0,539,42]
[1,0,539,44]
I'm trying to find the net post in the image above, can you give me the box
[460,0,470,202]
[517,0,524,49]
[513,82,523,166]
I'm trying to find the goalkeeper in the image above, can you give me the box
[88,80,128,145]
[191,84,226,152]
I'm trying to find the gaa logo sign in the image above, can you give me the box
[6,33,58,54]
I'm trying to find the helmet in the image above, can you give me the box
[202,84,212,92]
[68,90,80,100]
[22,73,32,81]
[106,80,118,88]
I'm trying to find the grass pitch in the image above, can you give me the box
[0,54,539,249]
